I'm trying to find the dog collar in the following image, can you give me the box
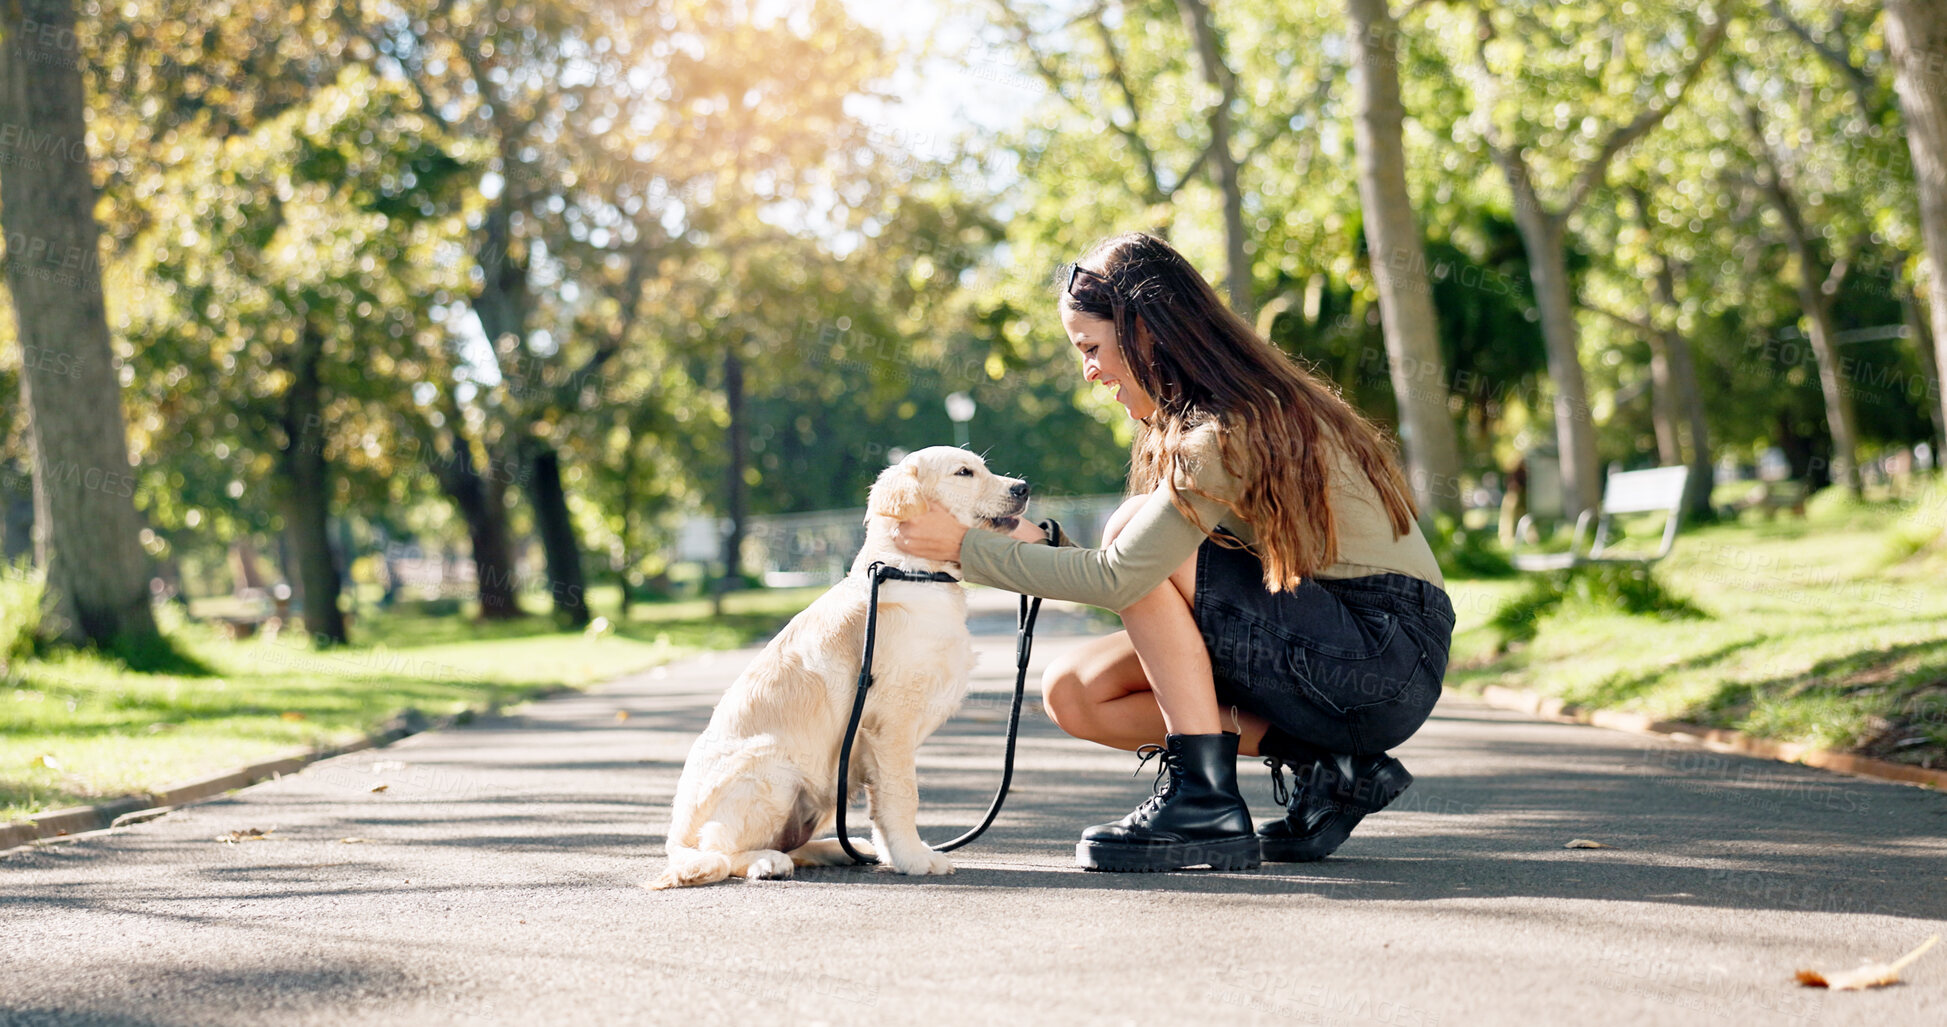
[865,561,961,585]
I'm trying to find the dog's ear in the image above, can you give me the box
[867,463,927,521]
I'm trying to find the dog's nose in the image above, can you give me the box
[1009,481,1030,499]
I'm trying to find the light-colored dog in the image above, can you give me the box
[648,447,1029,889]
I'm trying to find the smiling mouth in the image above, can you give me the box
[982,498,1029,533]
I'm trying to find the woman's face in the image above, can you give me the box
[1061,302,1157,420]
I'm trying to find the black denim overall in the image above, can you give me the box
[1192,533,1455,757]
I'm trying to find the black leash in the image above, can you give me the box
[833,521,1057,865]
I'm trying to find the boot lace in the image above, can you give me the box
[1264,757,1290,807]
[1130,743,1177,817]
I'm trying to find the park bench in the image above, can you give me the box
[1511,465,1691,572]
[211,585,296,640]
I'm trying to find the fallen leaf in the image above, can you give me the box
[369,783,389,793]
[1565,839,1611,849]
[614,710,630,722]
[1797,935,1939,991]
[280,711,306,721]
[339,837,369,844]
[215,827,276,843]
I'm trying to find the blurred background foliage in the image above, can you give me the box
[0,0,1942,632]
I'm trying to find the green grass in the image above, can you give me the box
[0,586,824,821]
[1444,481,1947,771]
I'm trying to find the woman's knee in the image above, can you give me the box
[1040,661,1087,734]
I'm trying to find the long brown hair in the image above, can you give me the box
[1061,231,1417,590]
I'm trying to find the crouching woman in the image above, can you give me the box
[891,231,1454,873]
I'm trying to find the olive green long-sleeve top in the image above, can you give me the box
[959,424,1444,612]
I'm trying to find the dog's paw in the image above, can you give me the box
[789,838,875,866]
[889,846,954,877]
[742,850,795,880]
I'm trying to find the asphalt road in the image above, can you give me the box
[3,590,1943,1026]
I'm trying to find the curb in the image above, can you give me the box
[1458,683,1947,791]
[0,688,575,854]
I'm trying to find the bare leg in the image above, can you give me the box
[1041,495,1271,752]
[1117,557,1224,735]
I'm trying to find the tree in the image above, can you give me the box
[117,67,473,643]
[1175,0,1251,316]
[1730,86,1865,495]
[1345,0,1465,518]
[1578,184,1715,519]
[0,0,158,646]
[1451,1,1727,517]
[1885,0,1947,450]
[353,0,626,627]
[1629,186,1714,518]
[988,0,1290,315]
[1756,1,1941,480]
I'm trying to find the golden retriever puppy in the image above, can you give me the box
[648,447,1029,889]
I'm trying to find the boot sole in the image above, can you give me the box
[1258,816,1357,863]
[1076,834,1262,873]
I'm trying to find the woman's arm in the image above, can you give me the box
[957,485,1229,611]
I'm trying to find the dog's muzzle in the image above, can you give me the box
[983,482,1031,531]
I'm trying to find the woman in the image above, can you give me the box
[891,232,1454,873]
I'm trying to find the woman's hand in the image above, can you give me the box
[1008,518,1048,544]
[889,502,970,562]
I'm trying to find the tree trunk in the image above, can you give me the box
[1903,288,1945,457]
[1645,331,1682,466]
[1508,198,1604,518]
[1345,0,1466,521]
[458,472,520,618]
[471,176,596,626]
[1887,0,1947,454]
[1635,190,1716,520]
[1791,281,1861,496]
[715,348,748,617]
[1664,328,1715,519]
[1177,0,1252,318]
[1,458,32,563]
[279,321,347,645]
[524,444,589,628]
[0,0,157,647]
[431,424,521,619]
[472,197,530,353]
[618,435,638,619]
[1767,210,1863,496]
[1778,410,1821,485]
[1739,96,1862,495]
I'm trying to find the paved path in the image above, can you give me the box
[3,589,1944,1026]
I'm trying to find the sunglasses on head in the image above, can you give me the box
[1062,262,1112,298]
[1061,261,1129,324]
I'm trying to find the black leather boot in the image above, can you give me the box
[1256,752,1412,862]
[1077,732,1262,872]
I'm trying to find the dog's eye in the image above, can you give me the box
[954,467,975,477]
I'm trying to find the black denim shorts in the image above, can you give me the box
[1192,535,1455,756]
